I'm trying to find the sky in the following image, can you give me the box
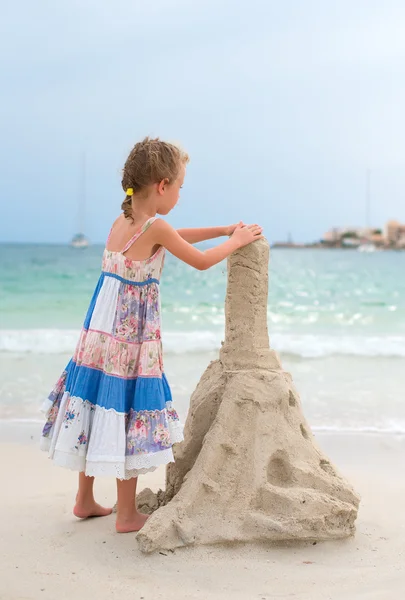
[1,0,405,244]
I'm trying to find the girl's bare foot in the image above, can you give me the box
[73,501,113,519]
[74,473,112,519]
[116,511,149,533]
[115,476,149,532]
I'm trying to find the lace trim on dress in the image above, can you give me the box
[51,447,176,480]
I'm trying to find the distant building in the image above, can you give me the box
[322,225,392,249]
[385,220,405,247]
[341,231,361,247]
[322,228,340,244]
[370,232,385,247]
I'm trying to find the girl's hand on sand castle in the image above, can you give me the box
[231,222,263,247]
[225,223,246,236]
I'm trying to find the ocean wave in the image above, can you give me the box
[1,329,405,358]
[313,424,405,435]
[0,329,222,355]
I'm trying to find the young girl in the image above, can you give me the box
[40,137,263,533]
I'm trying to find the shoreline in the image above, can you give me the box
[2,418,405,443]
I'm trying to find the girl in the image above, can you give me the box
[41,137,263,533]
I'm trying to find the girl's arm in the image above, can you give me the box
[154,220,263,270]
[177,225,235,244]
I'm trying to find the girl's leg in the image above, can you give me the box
[73,472,113,519]
[115,477,149,533]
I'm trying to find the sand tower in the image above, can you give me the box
[136,239,360,553]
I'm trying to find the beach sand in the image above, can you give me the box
[0,427,404,600]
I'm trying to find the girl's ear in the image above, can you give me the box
[157,178,169,195]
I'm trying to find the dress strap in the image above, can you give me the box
[106,225,114,246]
[121,217,157,253]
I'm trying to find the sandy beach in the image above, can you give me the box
[1,426,404,600]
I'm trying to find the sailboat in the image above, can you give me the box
[70,153,90,249]
[71,232,90,249]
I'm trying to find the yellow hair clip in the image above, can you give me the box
[126,188,134,196]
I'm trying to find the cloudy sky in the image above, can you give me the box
[1,0,405,244]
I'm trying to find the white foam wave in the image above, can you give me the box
[1,329,405,358]
[313,424,405,435]
[0,330,80,354]
[0,329,222,355]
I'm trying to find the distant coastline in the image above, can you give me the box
[271,243,404,250]
[273,219,405,250]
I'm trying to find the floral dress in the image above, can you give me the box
[40,217,183,479]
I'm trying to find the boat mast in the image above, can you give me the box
[365,168,371,229]
[77,152,86,235]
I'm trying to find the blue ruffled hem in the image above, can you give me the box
[58,359,172,413]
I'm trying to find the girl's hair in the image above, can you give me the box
[121,137,189,220]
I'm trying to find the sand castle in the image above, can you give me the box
[136,239,360,553]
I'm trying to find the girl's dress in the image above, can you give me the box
[40,217,183,479]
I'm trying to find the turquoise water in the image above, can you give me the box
[1,243,405,432]
[1,244,405,355]
[0,244,225,330]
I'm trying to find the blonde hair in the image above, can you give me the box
[121,137,189,220]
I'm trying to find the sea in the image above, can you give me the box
[1,243,405,436]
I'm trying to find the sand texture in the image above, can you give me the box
[136,240,360,553]
[2,432,404,600]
